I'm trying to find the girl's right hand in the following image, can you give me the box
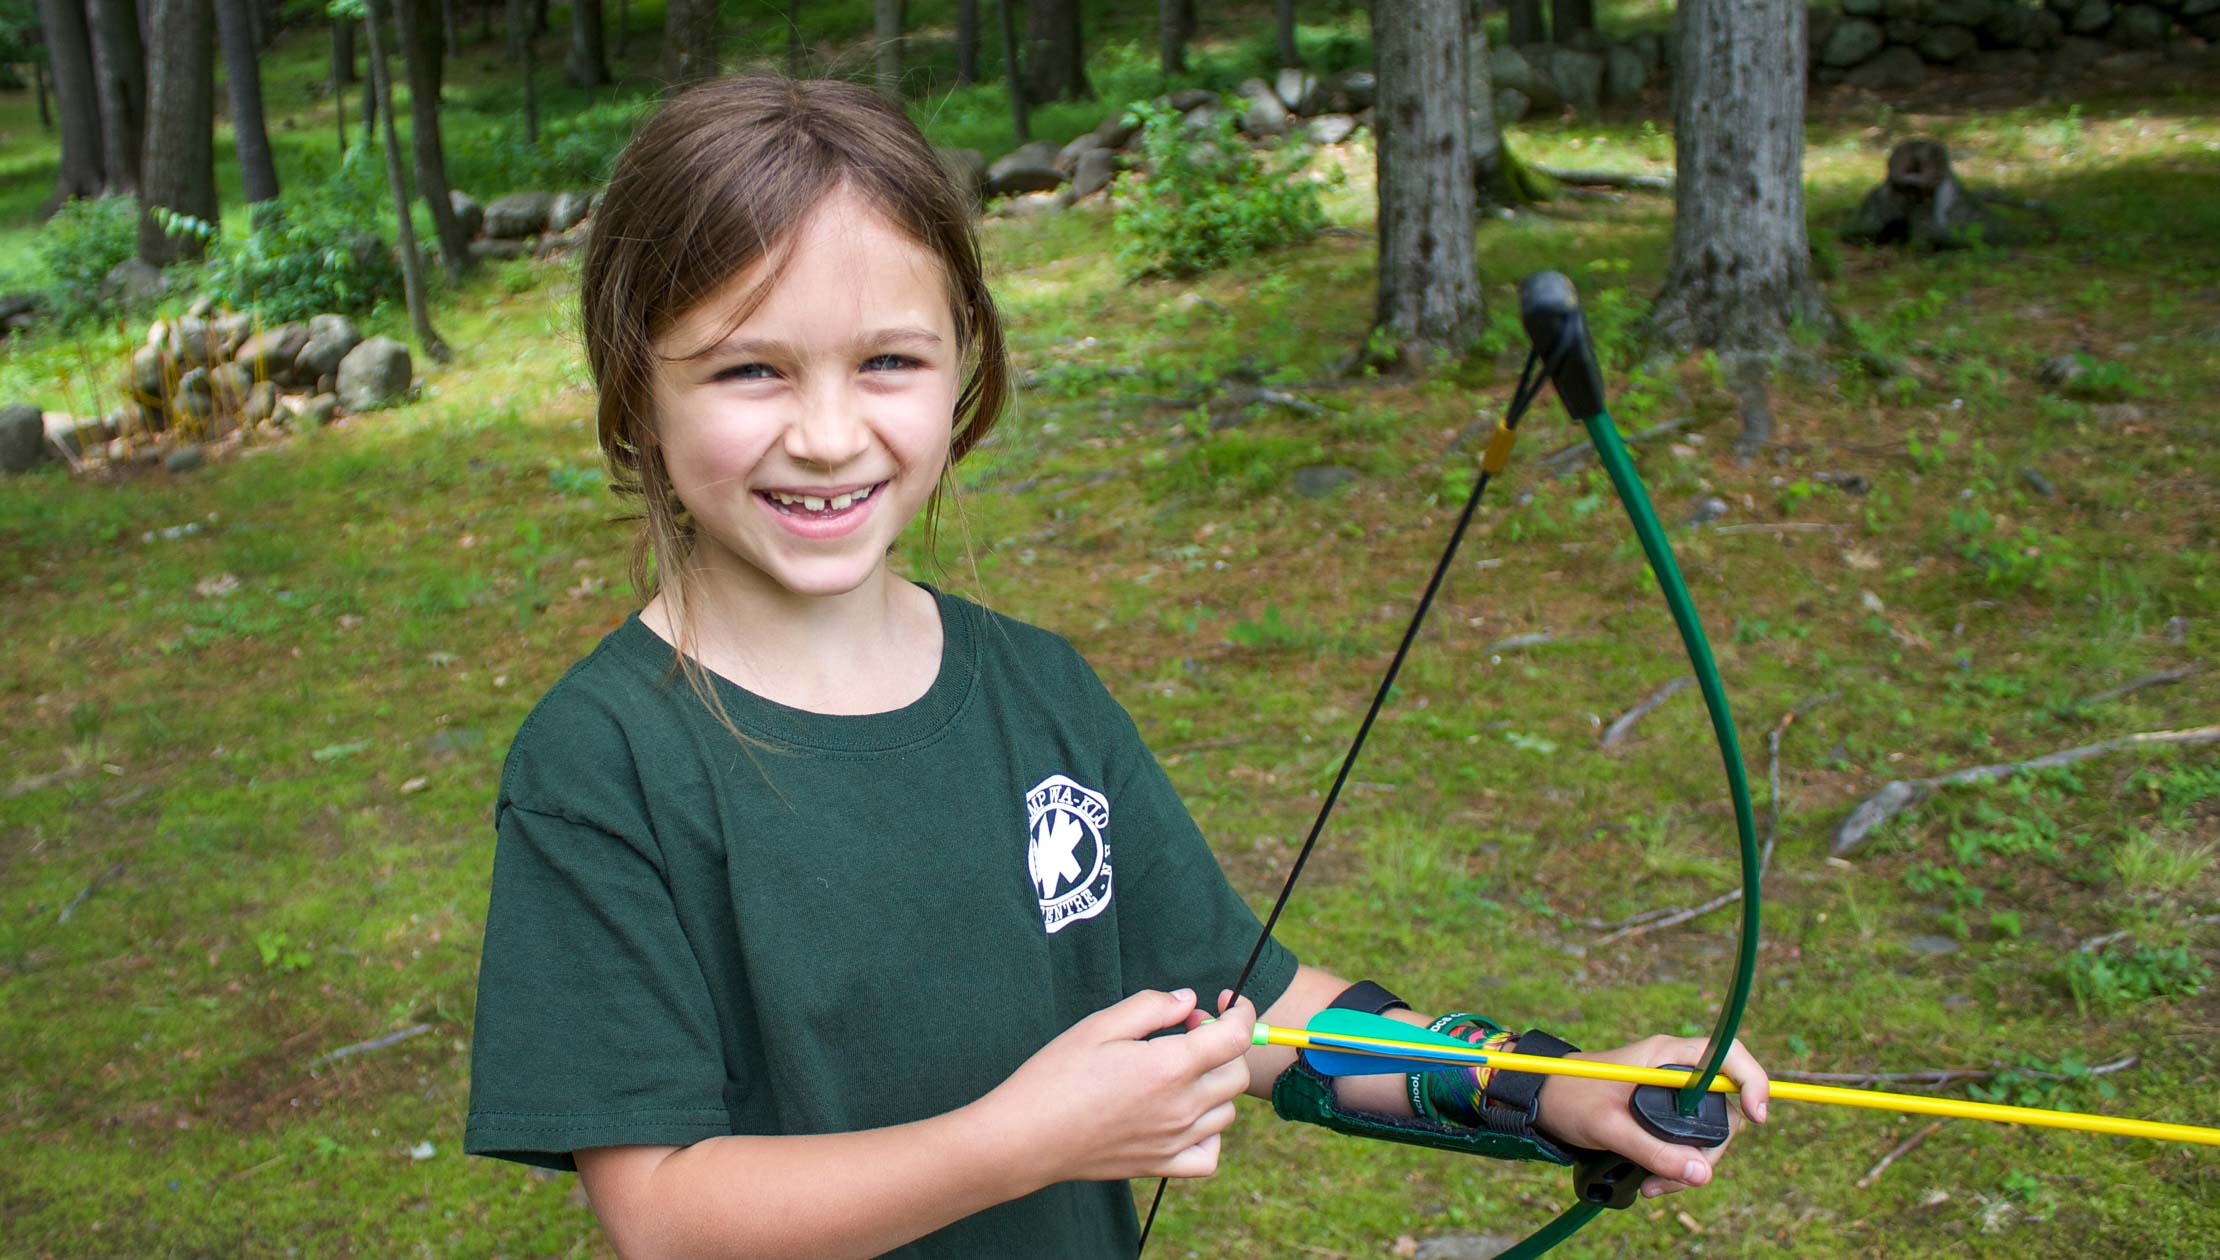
[987,988,1255,1185]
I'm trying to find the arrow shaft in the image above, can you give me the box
[1255,1024,2220,1149]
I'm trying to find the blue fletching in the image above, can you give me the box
[1297,1008,1490,1078]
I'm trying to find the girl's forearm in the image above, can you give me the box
[1248,964,1428,1114]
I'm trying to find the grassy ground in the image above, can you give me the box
[4,8,2219,1259]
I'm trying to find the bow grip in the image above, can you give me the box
[1516,271,1608,424]
[1564,1065,1732,1212]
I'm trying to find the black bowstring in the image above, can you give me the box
[1136,350,1548,1251]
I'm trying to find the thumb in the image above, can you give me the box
[1087,988,1200,1042]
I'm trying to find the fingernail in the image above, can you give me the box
[1172,987,1195,1002]
[1684,1160,1706,1183]
[1641,1185,1661,1199]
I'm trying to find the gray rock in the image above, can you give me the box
[1603,44,1648,102]
[295,316,365,383]
[1337,70,1376,108]
[0,292,37,323]
[0,402,46,472]
[1987,3,2066,46]
[299,394,340,428]
[547,191,591,233]
[1489,45,1539,98]
[172,367,214,423]
[449,189,484,239]
[164,444,205,473]
[235,321,309,381]
[336,336,413,412]
[186,295,214,319]
[1180,103,1225,134]
[1092,110,1141,150]
[1412,1236,1524,1260]
[1236,78,1291,137]
[483,191,554,239]
[2069,0,2113,32]
[936,147,986,202]
[1516,46,1565,109]
[468,238,528,262]
[2110,4,2173,44]
[1920,24,1981,61]
[1885,15,1924,41]
[207,362,253,413]
[1904,934,1961,955]
[1847,45,1927,91]
[1820,17,1887,66]
[1686,495,1731,527]
[1929,0,1997,25]
[172,314,220,368]
[1164,87,1217,112]
[1308,113,1360,143]
[2037,354,2086,386]
[1293,465,1358,499]
[1548,48,1604,114]
[1068,148,1118,200]
[44,411,114,458]
[242,381,278,425]
[1275,67,1323,114]
[1493,89,1531,123]
[207,311,251,359]
[1630,30,1667,75]
[128,344,170,402]
[1055,131,1104,174]
[1970,48,2044,73]
[103,257,166,307]
[985,142,1067,197]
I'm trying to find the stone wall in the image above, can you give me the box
[1812,0,2219,91]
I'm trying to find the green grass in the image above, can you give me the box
[4,7,2220,1258]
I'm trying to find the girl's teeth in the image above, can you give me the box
[769,484,877,512]
[829,492,853,510]
[802,496,825,511]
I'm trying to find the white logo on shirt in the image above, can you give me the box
[1025,774,1112,934]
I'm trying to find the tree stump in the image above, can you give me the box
[1841,138,2006,251]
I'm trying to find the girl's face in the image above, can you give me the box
[649,189,962,604]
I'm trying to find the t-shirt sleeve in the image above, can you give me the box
[465,802,732,1171]
[1087,676,1300,1013]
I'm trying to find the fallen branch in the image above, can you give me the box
[1778,1054,2137,1090]
[2066,665,2198,713]
[307,1022,435,1069]
[1600,676,1693,749]
[1708,523,1844,536]
[1483,632,1556,656]
[1532,163,1675,193]
[1537,414,1704,476]
[1856,1121,1944,1190]
[58,863,126,924]
[2077,912,2220,954]
[1832,725,2220,855]
[1594,693,1839,944]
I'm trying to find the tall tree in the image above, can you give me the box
[1649,0,1825,452]
[1274,0,1299,68]
[1158,0,1192,75]
[661,0,713,87]
[997,0,1026,140]
[137,0,216,264]
[35,0,104,204]
[1368,0,1480,367]
[871,0,900,99]
[1020,0,1085,102]
[214,0,280,211]
[361,0,449,361]
[441,0,457,56]
[507,0,536,139]
[395,0,469,279]
[88,0,145,194]
[565,0,607,86]
[1549,0,1592,43]
[1505,0,1544,44]
[331,18,350,152]
[954,0,977,84]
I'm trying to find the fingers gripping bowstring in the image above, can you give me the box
[1134,352,1553,1251]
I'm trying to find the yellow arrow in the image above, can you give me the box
[1254,1021,2220,1149]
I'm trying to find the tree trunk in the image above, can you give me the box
[1465,0,1505,199]
[215,0,280,209]
[998,0,1027,140]
[872,0,901,100]
[508,0,537,140]
[1159,0,1193,75]
[333,15,355,82]
[88,0,147,194]
[566,0,608,85]
[396,0,469,279]
[1549,0,1592,42]
[362,0,450,362]
[37,0,105,204]
[35,61,52,131]
[442,0,458,57]
[137,0,216,264]
[1275,0,1300,67]
[1649,0,1824,362]
[661,0,715,88]
[1506,0,1544,44]
[1368,0,1481,367]
[1021,0,1086,102]
[955,0,978,84]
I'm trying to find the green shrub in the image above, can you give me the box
[196,160,403,320]
[34,195,141,323]
[1111,102,1328,281]
[444,98,651,196]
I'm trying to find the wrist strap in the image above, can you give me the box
[1327,980,1409,1016]
[1480,1027,1582,1138]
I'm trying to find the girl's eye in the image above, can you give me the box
[863,354,920,372]
[716,362,777,382]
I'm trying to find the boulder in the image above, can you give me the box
[449,190,485,239]
[936,147,987,202]
[2068,0,2113,32]
[1919,24,1981,61]
[128,344,171,402]
[1603,44,1648,102]
[207,362,253,413]
[1274,67,1324,114]
[1337,70,1377,109]
[0,403,46,472]
[1548,48,1604,114]
[294,315,365,384]
[985,142,1067,197]
[1181,103,1225,134]
[1884,16,1924,42]
[1092,110,1141,151]
[235,321,309,381]
[1308,113,1361,143]
[44,411,114,458]
[1164,87,1217,111]
[1847,44,1928,91]
[483,191,554,239]
[547,191,591,233]
[470,238,529,262]
[2110,4,2173,44]
[1929,0,1998,24]
[336,336,413,412]
[1236,78,1291,137]
[103,257,165,307]
[172,315,219,368]
[1489,45,1539,99]
[1820,18,1887,66]
[207,311,251,359]
[242,381,278,425]
[1493,89,1532,124]
[172,367,215,425]
[164,444,205,473]
[299,394,340,428]
[1056,131,1104,174]
[1985,4,2066,47]
[1068,148,1118,200]
[1629,31,1667,76]
[1515,46,1565,109]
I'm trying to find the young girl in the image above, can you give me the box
[464,76,1769,1259]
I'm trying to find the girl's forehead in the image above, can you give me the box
[669,194,954,351]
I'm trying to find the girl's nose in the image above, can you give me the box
[784,388,871,468]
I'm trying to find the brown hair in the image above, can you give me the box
[580,75,1007,732]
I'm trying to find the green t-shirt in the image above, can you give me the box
[464,586,1298,1258]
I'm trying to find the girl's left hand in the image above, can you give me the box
[1532,1036,1770,1199]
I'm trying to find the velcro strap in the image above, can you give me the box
[1272,1056,1574,1166]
